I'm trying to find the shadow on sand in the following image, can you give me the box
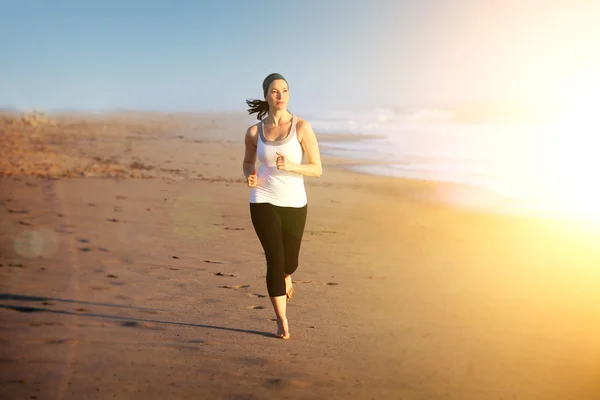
[0,293,169,311]
[0,293,275,339]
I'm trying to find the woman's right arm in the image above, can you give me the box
[243,125,258,178]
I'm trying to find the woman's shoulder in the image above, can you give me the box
[294,116,315,141]
[245,122,260,137]
[295,116,314,131]
[244,122,261,146]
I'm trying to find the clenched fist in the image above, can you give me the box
[276,152,292,171]
[247,170,257,187]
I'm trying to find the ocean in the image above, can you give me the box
[306,107,600,222]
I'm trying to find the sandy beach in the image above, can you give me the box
[1,111,599,400]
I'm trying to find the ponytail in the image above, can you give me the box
[246,98,269,120]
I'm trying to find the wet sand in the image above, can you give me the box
[1,111,599,399]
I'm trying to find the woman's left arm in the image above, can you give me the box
[278,120,322,177]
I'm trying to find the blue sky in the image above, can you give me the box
[1,0,598,113]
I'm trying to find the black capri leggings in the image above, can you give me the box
[249,202,308,297]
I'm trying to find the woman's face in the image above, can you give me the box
[265,79,289,111]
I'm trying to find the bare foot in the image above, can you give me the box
[276,317,290,340]
[285,275,294,300]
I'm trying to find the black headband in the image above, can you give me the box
[262,73,288,97]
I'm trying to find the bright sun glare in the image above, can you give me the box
[530,74,600,221]
[490,7,600,223]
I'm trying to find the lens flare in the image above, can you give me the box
[168,191,223,242]
[14,228,60,259]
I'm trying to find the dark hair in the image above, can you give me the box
[246,98,269,120]
[246,73,289,120]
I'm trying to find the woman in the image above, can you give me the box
[243,73,322,340]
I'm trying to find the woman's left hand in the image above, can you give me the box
[276,152,293,171]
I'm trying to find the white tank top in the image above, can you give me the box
[249,115,307,207]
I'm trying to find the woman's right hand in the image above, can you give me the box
[247,170,257,187]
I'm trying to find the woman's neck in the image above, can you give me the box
[266,110,292,126]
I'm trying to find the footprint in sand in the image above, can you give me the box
[204,260,225,264]
[8,209,29,214]
[106,274,118,278]
[116,195,127,200]
[169,267,180,270]
[89,285,111,291]
[78,238,90,243]
[18,220,32,226]
[30,322,60,327]
[224,227,245,231]
[265,378,310,389]
[247,305,265,310]
[107,218,120,222]
[75,308,91,312]
[45,339,79,345]
[220,284,250,289]
[249,293,266,298]
[79,247,93,252]
[171,255,180,259]
[121,321,161,330]
[41,301,55,306]
[325,282,339,286]
[215,272,235,277]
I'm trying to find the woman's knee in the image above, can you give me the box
[284,261,299,275]
[266,271,286,297]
